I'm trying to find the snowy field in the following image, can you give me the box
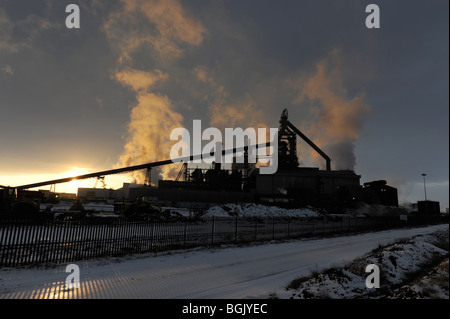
[0,224,447,299]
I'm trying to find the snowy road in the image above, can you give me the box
[0,224,447,299]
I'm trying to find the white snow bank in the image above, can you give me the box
[203,203,322,218]
[287,228,449,299]
[391,258,449,299]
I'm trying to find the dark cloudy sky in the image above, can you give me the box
[0,0,448,210]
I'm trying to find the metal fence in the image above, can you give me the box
[0,215,445,267]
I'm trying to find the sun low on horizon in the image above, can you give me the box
[0,166,130,194]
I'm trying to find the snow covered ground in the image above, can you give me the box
[286,227,449,299]
[203,203,322,218]
[0,224,447,299]
[391,257,448,298]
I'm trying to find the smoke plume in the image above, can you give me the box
[193,66,268,135]
[193,66,272,166]
[292,51,371,170]
[104,0,206,183]
[114,68,184,182]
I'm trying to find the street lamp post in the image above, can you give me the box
[421,173,428,216]
[421,173,427,201]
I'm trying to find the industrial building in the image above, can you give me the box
[120,109,398,211]
[3,109,400,218]
[417,200,441,216]
[360,180,398,207]
[77,183,144,201]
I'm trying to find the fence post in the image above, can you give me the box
[235,216,238,243]
[287,218,290,238]
[272,217,275,240]
[17,222,28,265]
[211,216,215,245]
[301,218,303,237]
[184,219,188,247]
[254,217,258,241]
[150,221,155,251]
[3,221,14,267]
